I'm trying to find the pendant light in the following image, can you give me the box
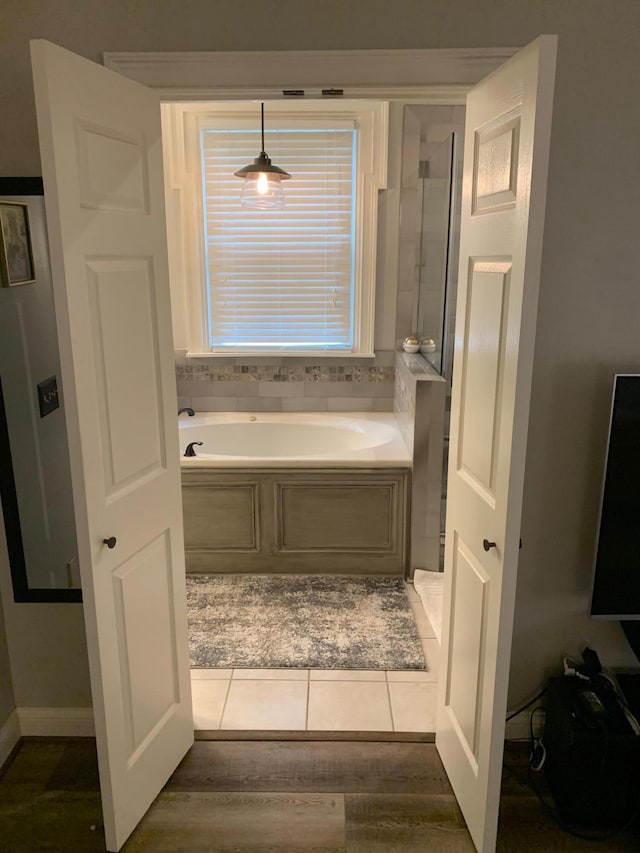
[234,103,291,209]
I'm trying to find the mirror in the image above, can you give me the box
[0,181,80,601]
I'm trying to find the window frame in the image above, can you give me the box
[162,100,389,357]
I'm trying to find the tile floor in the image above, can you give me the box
[191,582,441,733]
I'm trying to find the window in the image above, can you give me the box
[202,124,356,351]
[163,101,388,357]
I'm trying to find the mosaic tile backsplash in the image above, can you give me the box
[177,363,394,383]
[176,357,396,413]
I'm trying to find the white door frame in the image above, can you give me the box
[103,47,517,103]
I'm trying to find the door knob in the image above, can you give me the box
[103,536,117,549]
[483,539,496,552]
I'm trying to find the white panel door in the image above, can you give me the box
[436,37,557,852]
[30,40,193,852]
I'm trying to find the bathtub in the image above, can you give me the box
[179,412,411,574]
[178,412,411,467]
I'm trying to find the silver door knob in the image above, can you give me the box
[483,539,496,552]
[103,537,117,549]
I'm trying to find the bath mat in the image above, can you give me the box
[187,574,427,670]
[413,569,443,643]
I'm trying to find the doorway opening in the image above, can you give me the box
[162,96,464,736]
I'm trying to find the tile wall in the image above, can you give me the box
[176,351,396,413]
[394,353,445,573]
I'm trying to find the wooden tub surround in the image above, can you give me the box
[182,467,411,575]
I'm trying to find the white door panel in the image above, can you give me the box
[436,36,557,852]
[31,40,193,852]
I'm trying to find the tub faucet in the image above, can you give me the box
[179,407,195,417]
[184,441,203,457]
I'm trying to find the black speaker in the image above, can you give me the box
[543,676,640,826]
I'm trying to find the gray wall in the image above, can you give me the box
[0,0,639,708]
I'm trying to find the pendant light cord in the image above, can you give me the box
[261,102,265,155]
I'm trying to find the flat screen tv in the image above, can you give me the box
[590,374,640,619]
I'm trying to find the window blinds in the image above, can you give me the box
[201,127,356,350]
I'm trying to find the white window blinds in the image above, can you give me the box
[201,126,356,351]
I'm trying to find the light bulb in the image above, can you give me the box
[257,173,269,196]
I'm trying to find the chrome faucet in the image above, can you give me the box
[178,407,195,417]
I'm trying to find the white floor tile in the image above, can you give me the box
[421,638,440,682]
[411,605,437,639]
[232,668,309,680]
[191,679,230,730]
[389,681,438,732]
[310,669,385,681]
[405,584,420,601]
[220,680,308,730]
[386,670,432,682]
[307,681,393,731]
[191,668,233,680]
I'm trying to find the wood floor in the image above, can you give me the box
[0,737,638,851]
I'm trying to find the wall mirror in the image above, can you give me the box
[0,179,80,602]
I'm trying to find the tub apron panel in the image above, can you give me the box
[181,467,410,575]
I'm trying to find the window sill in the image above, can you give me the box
[183,350,376,360]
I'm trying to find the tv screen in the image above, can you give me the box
[590,375,640,618]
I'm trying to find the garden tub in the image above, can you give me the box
[179,412,412,575]
[178,412,411,467]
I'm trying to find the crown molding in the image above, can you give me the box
[103,47,518,101]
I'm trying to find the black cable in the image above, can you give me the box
[505,686,547,722]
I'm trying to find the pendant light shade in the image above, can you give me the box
[234,103,291,209]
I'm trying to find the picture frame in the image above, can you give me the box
[0,201,36,287]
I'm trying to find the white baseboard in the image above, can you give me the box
[17,707,94,737]
[0,710,21,767]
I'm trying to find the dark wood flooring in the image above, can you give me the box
[0,738,638,851]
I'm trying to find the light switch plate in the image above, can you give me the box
[37,375,59,418]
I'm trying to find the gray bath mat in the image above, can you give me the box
[187,574,427,670]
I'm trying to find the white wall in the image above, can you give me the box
[1,0,639,708]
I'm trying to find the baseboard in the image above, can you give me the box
[0,709,21,769]
[17,707,94,737]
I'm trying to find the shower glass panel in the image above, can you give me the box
[416,133,459,379]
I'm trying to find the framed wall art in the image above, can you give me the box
[0,201,36,286]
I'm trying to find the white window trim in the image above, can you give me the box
[162,100,388,357]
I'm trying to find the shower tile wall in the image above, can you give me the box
[176,351,395,413]
[394,353,445,573]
